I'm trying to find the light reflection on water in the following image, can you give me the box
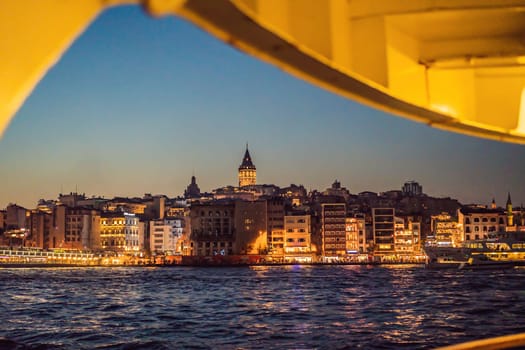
[0,266,524,349]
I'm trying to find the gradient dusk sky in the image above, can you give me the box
[1,5,525,209]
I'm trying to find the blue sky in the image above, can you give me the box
[1,5,525,208]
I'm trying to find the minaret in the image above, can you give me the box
[238,144,256,187]
[506,192,514,227]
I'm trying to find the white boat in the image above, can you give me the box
[424,235,525,269]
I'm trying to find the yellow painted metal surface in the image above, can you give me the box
[436,332,525,350]
[2,0,525,144]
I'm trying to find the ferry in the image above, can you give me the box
[424,235,525,269]
[457,255,516,271]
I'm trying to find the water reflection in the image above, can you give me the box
[0,266,524,349]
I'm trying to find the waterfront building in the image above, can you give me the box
[150,217,184,254]
[402,181,423,196]
[372,208,395,255]
[458,206,506,241]
[234,200,267,255]
[64,207,101,250]
[345,216,366,253]
[238,145,256,187]
[321,203,347,259]
[27,210,52,248]
[187,201,235,256]
[6,204,28,230]
[394,217,421,255]
[267,197,285,257]
[431,213,462,247]
[48,205,101,250]
[100,212,140,252]
[284,214,313,262]
[138,221,147,252]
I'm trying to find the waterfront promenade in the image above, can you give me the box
[0,247,426,267]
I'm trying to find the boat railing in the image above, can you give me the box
[436,332,525,350]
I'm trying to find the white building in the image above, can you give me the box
[149,217,184,254]
[458,207,506,241]
[284,215,313,262]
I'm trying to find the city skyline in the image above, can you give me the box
[1,5,525,208]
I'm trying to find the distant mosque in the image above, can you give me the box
[238,144,256,187]
[184,175,201,199]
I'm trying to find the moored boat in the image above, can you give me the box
[424,234,525,269]
[458,254,516,270]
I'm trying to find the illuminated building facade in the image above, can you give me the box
[284,215,312,261]
[431,213,462,247]
[321,203,347,258]
[105,199,146,215]
[345,216,366,253]
[373,208,395,255]
[100,212,139,252]
[238,145,256,187]
[394,218,421,255]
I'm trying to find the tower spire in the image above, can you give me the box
[238,144,256,187]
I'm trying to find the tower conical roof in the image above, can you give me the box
[239,146,255,169]
[507,192,512,206]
